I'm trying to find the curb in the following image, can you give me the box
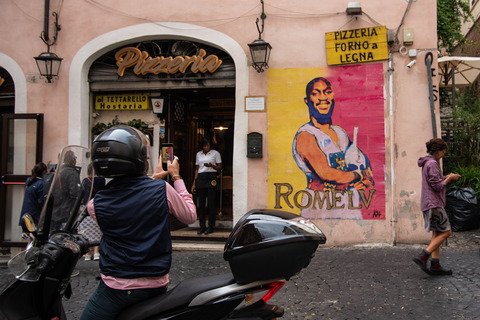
[172,241,224,252]
[0,259,8,268]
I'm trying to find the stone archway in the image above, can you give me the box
[68,22,249,223]
[0,53,27,113]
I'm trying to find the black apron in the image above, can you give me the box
[195,172,218,189]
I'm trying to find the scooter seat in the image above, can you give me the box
[117,273,235,320]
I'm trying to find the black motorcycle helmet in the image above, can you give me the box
[92,126,149,177]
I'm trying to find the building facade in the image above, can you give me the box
[0,0,439,246]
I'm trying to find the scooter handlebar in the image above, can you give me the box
[36,243,62,275]
[73,235,98,255]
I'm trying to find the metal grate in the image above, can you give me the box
[174,100,186,123]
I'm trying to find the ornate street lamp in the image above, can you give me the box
[34,51,62,83]
[248,39,272,73]
[248,0,272,73]
[34,0,62,83]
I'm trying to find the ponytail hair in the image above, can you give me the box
[27,162,47,186]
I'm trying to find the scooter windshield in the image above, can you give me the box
[36,146,93,236]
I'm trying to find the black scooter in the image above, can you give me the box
[0,145,326,320]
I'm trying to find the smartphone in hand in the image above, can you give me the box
[161,143,174,163]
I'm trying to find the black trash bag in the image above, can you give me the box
[445,186,480,232]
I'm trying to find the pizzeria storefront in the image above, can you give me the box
[88,39,236,229]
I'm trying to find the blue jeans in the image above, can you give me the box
[80,279,167,320]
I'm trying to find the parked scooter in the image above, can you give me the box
[0,145,326,320]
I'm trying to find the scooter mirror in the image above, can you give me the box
[21,214,36,233]
[8,247,41,282]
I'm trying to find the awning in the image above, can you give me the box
[438,56,480,87]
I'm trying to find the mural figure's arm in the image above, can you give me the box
[355,167,374,190]
[296,131,357,184]
[344,138,375,189]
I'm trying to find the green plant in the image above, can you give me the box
[445,164,480,199]
[126,118,149,132]
[91,122,108,136]
[437,0,474,54]
[449,84,480,167]
[91,116,149,135]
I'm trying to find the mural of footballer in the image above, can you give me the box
[292,77,374,219]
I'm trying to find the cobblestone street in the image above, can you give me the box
[1,230,480,319]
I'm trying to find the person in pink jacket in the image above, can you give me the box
[413,138,460,275]
[81,126,196,320]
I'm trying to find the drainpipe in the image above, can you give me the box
[388,53,397,245]
[425,52,437,138]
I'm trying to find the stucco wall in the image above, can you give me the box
[0,0,438,246]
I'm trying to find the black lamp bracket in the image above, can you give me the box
[255,0,266,40]
[40,0,60,49]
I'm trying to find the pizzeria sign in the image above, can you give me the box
[325,26,388,65]
[115,47,223,76]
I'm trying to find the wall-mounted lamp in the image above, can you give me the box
[34,0,62,83]
[248,0,272,73]
[34,51,62,83]
[346,2,362,15]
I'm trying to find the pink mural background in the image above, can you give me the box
[326,63,385,219]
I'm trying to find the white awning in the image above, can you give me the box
[438,56,480,87]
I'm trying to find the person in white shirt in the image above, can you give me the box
[192,137,222,234]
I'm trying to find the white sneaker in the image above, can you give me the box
[93,253,100,261]
[85,254,92,261]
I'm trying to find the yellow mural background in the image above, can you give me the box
[267,67,331,215]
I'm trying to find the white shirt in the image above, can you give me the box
[196,149,222,173]
[292,123,350,174]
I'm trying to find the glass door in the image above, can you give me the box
[0,113,43,246]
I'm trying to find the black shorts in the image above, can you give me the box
[422,207,451,232]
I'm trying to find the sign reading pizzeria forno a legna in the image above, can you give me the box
[95,94,151,110]
[325,26,388,66]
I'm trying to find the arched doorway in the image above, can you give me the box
[87,39,236,227]
[68,22,249,226]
